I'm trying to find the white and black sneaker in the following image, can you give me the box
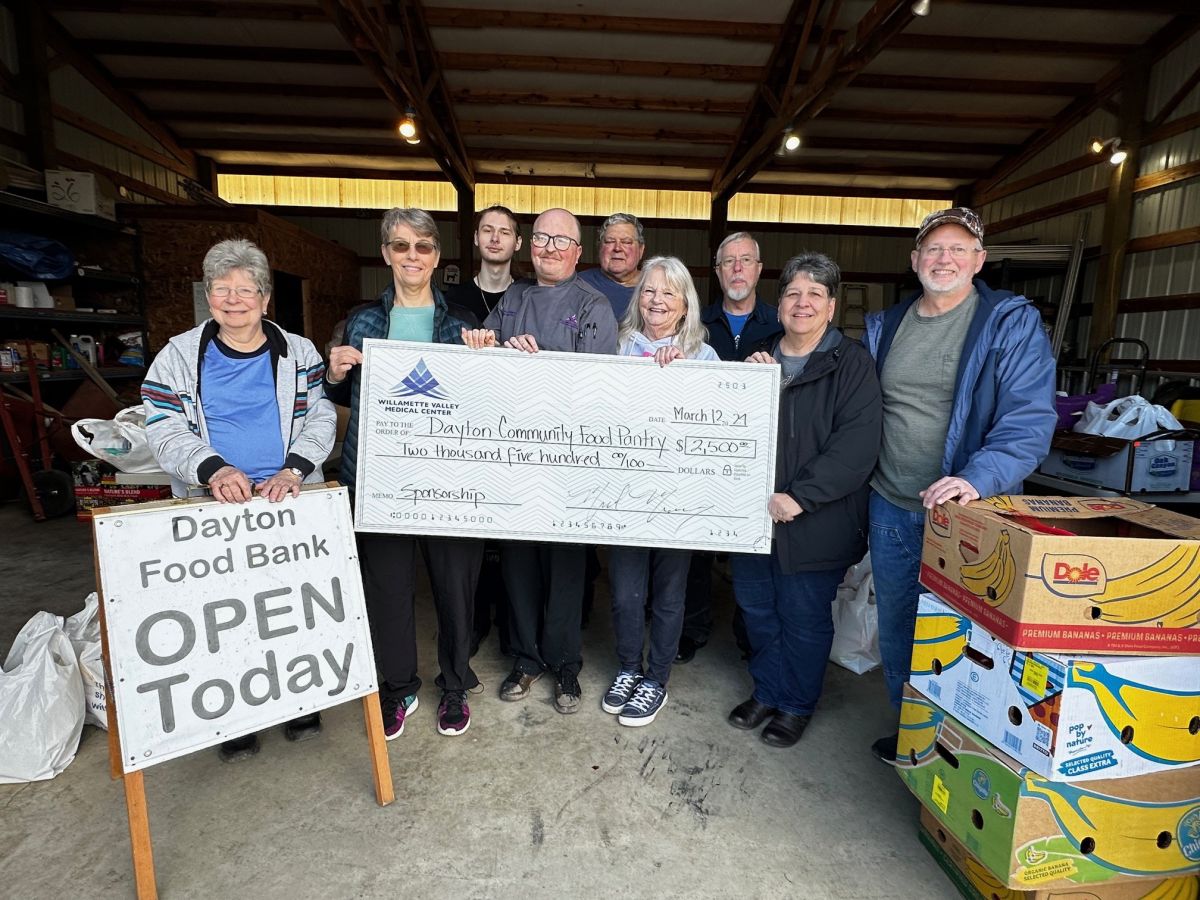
[618,679,667,727]
[601,669,643,714]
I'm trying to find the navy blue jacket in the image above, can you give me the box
[865,278,1056,498]
[701,297,784,361]
[325,285,477,490]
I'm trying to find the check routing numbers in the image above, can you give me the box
[354,340,779,553]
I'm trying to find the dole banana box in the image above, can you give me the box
[897,685,1200,890]
[919,496,1200,655]
[918,806,1200,900]
[910,592,1200,782]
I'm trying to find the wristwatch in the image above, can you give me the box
[285,467,304,479]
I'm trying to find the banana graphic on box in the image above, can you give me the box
[910,610,971,676]
[1141,877,1200,900]
[1089,543,1200,628]
[1020,773,1200,875]
[960,530,1016,607]
[1067,662,1200,766]
[898,695,943,764]
[963,855,1019,899]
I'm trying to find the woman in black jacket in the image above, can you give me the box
[728,252,882,748]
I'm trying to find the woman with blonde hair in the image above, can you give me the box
[602,256,718,726]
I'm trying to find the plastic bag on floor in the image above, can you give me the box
[830,557,880,674]
[0,612,85,783]
[71,405,160,474]
[64,593,108,730]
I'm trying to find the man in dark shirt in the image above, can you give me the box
[443,204,524,322]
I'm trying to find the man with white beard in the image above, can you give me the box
[681,232,783,666]
[864,207,1055,763]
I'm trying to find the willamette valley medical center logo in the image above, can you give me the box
[390,358,449,400]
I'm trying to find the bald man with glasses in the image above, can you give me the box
[463,206,617,714]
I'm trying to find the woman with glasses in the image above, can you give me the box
[141,237,336,760]
[601,256,717,727]
[325,207,485,742]
[728,252,881,749]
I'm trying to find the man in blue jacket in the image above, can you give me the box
[864,207,1056,762]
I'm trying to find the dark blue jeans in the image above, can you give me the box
[608,546,690,685]
[868,490,926,709]
[731,552,845,717]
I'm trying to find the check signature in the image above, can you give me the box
[565,481,716,525]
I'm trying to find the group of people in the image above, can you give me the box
[140,201,1057,761]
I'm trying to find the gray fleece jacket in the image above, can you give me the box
[141,319,336,498]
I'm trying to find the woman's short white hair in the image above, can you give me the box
[619,255,709,359]
[203,238,271,296]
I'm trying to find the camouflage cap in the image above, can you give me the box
[914,207,985,247]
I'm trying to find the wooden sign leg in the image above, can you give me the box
[122,770,158,900]
[361,692,394,806]
[92,524,124,781]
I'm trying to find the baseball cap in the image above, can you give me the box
[914,207,984,247]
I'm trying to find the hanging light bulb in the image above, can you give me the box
[1089,137,1105,154]
[405,136,421,146]
[911,0,931,16]
[398,117,417,139]
[782,128,801,152]
[1109,140,1127,165]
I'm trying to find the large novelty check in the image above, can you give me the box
[353,339,779,552]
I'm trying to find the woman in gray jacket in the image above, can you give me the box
[141,237,335,759]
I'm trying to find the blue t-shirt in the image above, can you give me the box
[724,310,751,339]
[388,304,435,342]
[578,267,635,321]
[202,339,284,482]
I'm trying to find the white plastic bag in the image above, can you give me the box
[71,405,160,473]
[0,612,86,783]
[830,555,880,674]
[1074,395,1183,440]
[64,593,108,730]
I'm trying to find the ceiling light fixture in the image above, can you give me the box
[398,107,417,140]
[1089,136,1127,166]
[911,0,931,16]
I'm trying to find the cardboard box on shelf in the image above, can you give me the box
[45,169,118,221]
[1040,431,1195,494]
[910,592,1200,782]
[73,460,172,519]
[919,496,1200,655]
[896,685,1200,890]
[917,805,1200,900]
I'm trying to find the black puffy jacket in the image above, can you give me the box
[769,330,882,574]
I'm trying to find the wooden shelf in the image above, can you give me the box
[0,190,133,234]
[0,307,144,327]
[74,268,140,286]
[0,366,146,385]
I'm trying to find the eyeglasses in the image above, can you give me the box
[717,255,760,270]
[530,232,580,251]
[602,237,638,249]
[386,239,438,255]
[919,245,980,259]
[209,286,261,300]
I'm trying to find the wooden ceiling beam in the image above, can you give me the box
[768,159,987,179]
[45,24,195,168]
[318,0,474,191]
[451,90,747,114]
[713,0,919,200]
[884,34,1137,58]
[941,0,1197,12]
[80,40,358,65]
[46,1,331,20]
[974,13,1199,197]
[441,52,761,82]
[470,148,722,168]
[422,7,778,41]
[459,120,732,144]
[119,77,385,100]
[820,108,1052,128]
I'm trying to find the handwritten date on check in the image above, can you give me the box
[353,340,780,553]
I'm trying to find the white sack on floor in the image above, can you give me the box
[830,553,880,674]
[0,612,85,783]
[64,593,108,730]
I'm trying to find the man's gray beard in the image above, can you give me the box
[725,284,753,302]
[918,272,972,298]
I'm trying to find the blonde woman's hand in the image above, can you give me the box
[327,344,362,384]
[653,346,684,367]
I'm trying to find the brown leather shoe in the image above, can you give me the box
[499,668,542,701]
[728,696,775,730]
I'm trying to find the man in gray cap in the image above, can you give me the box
[864,206,1056,762]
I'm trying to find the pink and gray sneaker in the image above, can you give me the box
[383,694,418,741]
[437,690,470,736]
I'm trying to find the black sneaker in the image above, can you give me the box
[554,669,582,714]
[871,732,898,765]
[437,690,470,736]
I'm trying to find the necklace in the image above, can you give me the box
[476,275,512,316]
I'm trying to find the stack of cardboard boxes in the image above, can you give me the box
[73,460,172,519]
[895,495,1200,899]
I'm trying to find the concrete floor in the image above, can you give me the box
[0,500,956,900]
